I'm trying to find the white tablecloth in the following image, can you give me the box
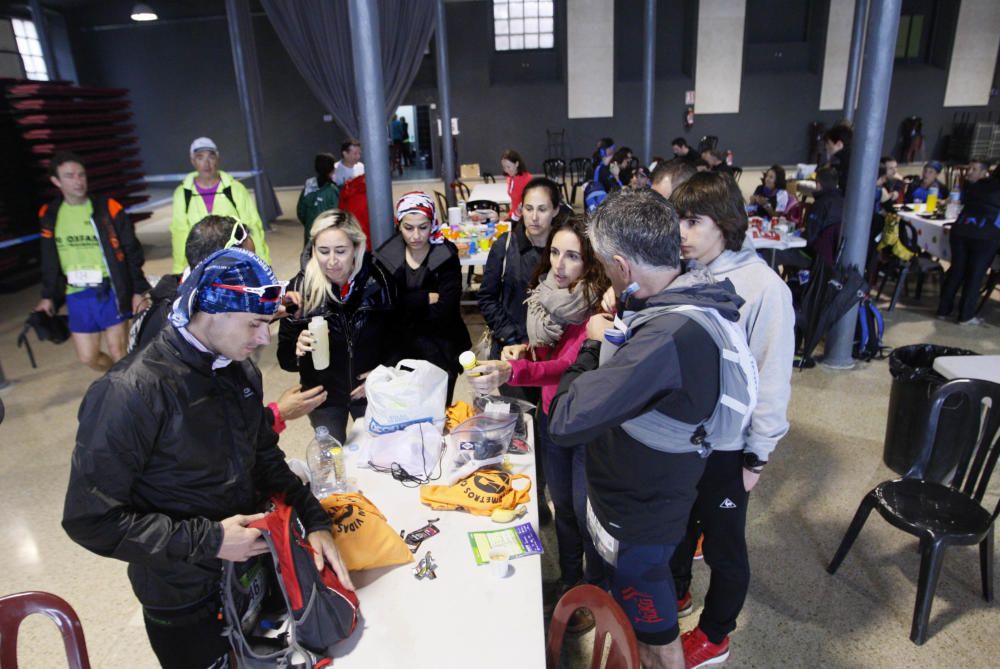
[751,233,807,251]
[332,419,545,668]
[896,207,955,261]
[933,355,1000,384]
[460,251,490,268]
[469,182,511,205]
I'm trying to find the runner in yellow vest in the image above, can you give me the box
[170,137,270,273]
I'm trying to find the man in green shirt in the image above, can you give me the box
[36,153,151,372]
[170,137,271,273]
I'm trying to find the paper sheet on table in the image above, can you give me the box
[468,523,544,566]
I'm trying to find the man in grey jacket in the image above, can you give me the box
[549,188,749,669]
[669,172,794,668]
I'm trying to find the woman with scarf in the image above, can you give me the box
[375,192,470,401]
[467,216,610,634]
[277,209,395,443]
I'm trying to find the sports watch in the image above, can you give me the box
[742,452,767,473]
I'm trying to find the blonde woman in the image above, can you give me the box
[277,209,395,441]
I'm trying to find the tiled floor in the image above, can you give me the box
[1,189,997,668]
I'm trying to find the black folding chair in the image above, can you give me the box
[827,378,1000,645]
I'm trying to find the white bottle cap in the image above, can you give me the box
[459,351,477,371]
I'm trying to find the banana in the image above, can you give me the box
[491,504,528,523]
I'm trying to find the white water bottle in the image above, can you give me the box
[308,316,330,371]
[306,426,345,499]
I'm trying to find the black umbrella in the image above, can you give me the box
[795,257,869,368]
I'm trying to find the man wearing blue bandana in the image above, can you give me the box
[62,248,352,669]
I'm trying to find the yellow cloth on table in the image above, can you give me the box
[320,492,413,570]
[445,401,476,432]
[419,469,531,516]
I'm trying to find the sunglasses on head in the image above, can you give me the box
[226,222,250,248]
[211,280,288,302]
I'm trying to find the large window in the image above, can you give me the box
[12,18,47,80]
[493,0,554,52]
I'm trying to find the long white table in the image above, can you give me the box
[469,182,511,205]
[332,419,545,668]
[896,205,956,261]
[933,355,1000,384]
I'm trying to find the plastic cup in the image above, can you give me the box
[489,548,510,578]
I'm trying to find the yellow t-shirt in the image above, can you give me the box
[54,201,108,295]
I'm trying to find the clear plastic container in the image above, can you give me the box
[306,426,345,499]
[446,414,518,462]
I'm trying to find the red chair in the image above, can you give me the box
[547,584,640,669]
[0,591,91,669]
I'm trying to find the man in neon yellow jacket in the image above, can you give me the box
[170,137,270,273]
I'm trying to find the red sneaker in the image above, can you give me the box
[694,535,705,560]
[677,591,693,617]
[682,627,730,668]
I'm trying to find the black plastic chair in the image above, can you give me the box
[976,254,1000,316]
[567,157,592,207]
[465,200,500,215]
[731,166,743,183]
[542,158,568,201]
[874,220,943,311]
[450,180,471,202]
[433,190,448,223]
[481,172,496,183]
[827,378,1000,645]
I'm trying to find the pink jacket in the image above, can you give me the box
[507,322,589,414]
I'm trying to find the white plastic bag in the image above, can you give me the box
[364,359,448,434]
[366,422,443,483]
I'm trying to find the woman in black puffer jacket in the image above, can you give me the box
[278,209,396,442]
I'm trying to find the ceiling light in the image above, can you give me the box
[130,4,158,22]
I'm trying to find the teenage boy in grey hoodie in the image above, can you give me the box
[668,172,794,668]
[549,188,749,669]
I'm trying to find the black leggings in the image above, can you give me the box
[143,602,230,669]
[670,450,751,645]
[937,233,1000,322]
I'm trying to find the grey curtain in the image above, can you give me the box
[261,0,436,138]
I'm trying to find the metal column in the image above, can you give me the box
[28,0,59,80]
[435,0,457,205]
[641,0,657,164]
[224,0,281,224]
[843,0,869,122]
[348,0,394,248]
[824,0,901,368]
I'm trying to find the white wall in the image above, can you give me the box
[943,0,1000,107]
[819,0,860,111]
[694,0,746,114]
[566,0,614,119]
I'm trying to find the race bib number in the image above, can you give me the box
[586,500,619,567]
[67,269,102,286]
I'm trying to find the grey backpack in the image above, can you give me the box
[611,303,759,457]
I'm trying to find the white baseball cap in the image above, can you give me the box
[189,136,218,156]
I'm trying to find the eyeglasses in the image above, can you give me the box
[211,281,288,302]
[226,221,250,248]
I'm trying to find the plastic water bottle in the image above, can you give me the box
[306,426,345,499]
[945,190,962,219]
[308,317,330,371]
[925,186,939,214]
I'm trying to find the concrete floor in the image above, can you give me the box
[1,188,998,668]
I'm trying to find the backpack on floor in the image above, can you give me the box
[221,498,359,668]
[853,296,887,361]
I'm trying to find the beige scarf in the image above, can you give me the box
[525,273,591,348]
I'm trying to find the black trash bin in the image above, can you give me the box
[883,344,979,481]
